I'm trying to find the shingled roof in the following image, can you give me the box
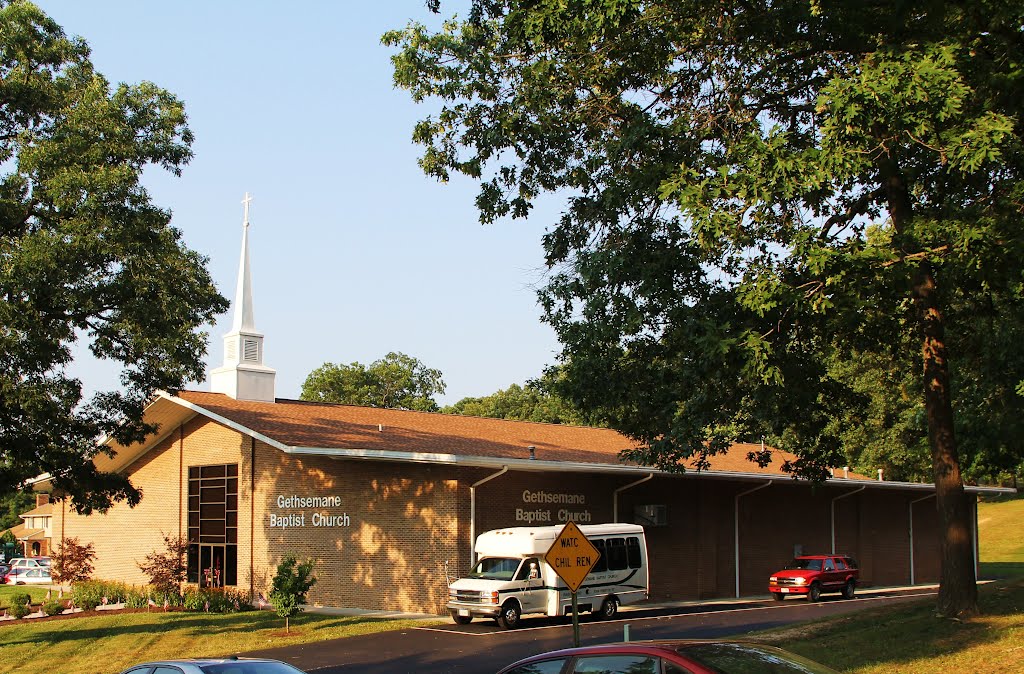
[165,390,864,481]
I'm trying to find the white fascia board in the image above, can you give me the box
[160,391,290,453]
[284,446,1016,494]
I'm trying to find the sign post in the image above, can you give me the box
[544,521,601,647]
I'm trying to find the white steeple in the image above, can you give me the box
[210,193,276,402]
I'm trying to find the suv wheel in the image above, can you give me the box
[842,580,856,600]
[772,592,785,601]
[807,582,822,602]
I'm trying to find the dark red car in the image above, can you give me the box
[495,640,837,674]
[768,554,859,602]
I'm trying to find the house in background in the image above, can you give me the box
[2,494,53,559]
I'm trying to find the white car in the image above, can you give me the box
[7,557,46,570]
[4,567,52,585]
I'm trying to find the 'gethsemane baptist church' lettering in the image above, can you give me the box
[516,489,592,524]
[269,494,352,529]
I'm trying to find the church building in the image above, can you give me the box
[48,198,1013,614]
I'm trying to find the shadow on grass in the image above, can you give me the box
[979,561,1024,580]
[757,578,1024,672]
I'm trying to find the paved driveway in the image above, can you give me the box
[246,588,936,673]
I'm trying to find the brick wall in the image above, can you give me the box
[249,442,461,614]
[56,413,946,612]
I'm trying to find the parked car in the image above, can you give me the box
[496,640,838,674]
[118,658,306,674]
[7,557,44,570]
[768,554,859,601]
[4,567,53,585]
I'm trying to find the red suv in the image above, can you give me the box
[768,554,858,601]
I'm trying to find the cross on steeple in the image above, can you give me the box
[242,192,253,227]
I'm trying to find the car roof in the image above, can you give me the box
[133,658,282,665]
[498,640,754,669]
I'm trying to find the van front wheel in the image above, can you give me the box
[595,597,618,620]
[450,610,473,625]
[497,602,521,629]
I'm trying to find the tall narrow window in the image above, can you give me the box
[187,463,238,587]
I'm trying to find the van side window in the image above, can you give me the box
[516,558,540,581]
[626,537,642,569]
[607,538,628,571]
[592,539,608,573]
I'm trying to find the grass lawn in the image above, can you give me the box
[0,585,50,610]
[978,495,1024,579]
[755,577,1024,674]
[0,609,441,674]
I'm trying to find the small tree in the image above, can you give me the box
[51,537,95,584]
[138,533,189,598]
[269,556,316,633]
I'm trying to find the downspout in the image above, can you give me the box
[612,473,655,523]
[470,466,508,565]
[735,481,772,598]
[909,492,936,585]
[830,486,866,554]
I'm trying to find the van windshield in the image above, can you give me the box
[469,557,521,580]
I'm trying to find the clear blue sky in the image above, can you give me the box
[43,1,563,405]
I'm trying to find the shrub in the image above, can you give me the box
[9,593,32,619]
[42,599,64,616]
[51,537,96,584]
[138,533,189,596]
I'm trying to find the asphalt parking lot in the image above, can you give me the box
[246,586,938,674]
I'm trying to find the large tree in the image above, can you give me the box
[386,0,1024,617]
[300,352,446,411]
[0,1,227,513]
[444,382,591,425]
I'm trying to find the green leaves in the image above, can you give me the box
[269,555,317,631]
[300,352,446,412]
[387,0,1024,495]
[0,0,227,513]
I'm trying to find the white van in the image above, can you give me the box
[447,523,648,628]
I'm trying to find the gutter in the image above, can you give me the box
[735,480,773,598]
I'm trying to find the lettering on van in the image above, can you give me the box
[516,490,592,524]
[268,494,352,529]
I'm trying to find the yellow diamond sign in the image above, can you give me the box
[544,521,601,593]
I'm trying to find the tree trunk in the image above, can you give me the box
[912,264,978,618]
[882,159,978,618]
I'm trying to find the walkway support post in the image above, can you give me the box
[735,481,772,598]
[909,492,936,585]
[470,466,508,566]
[830,486,866,554]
